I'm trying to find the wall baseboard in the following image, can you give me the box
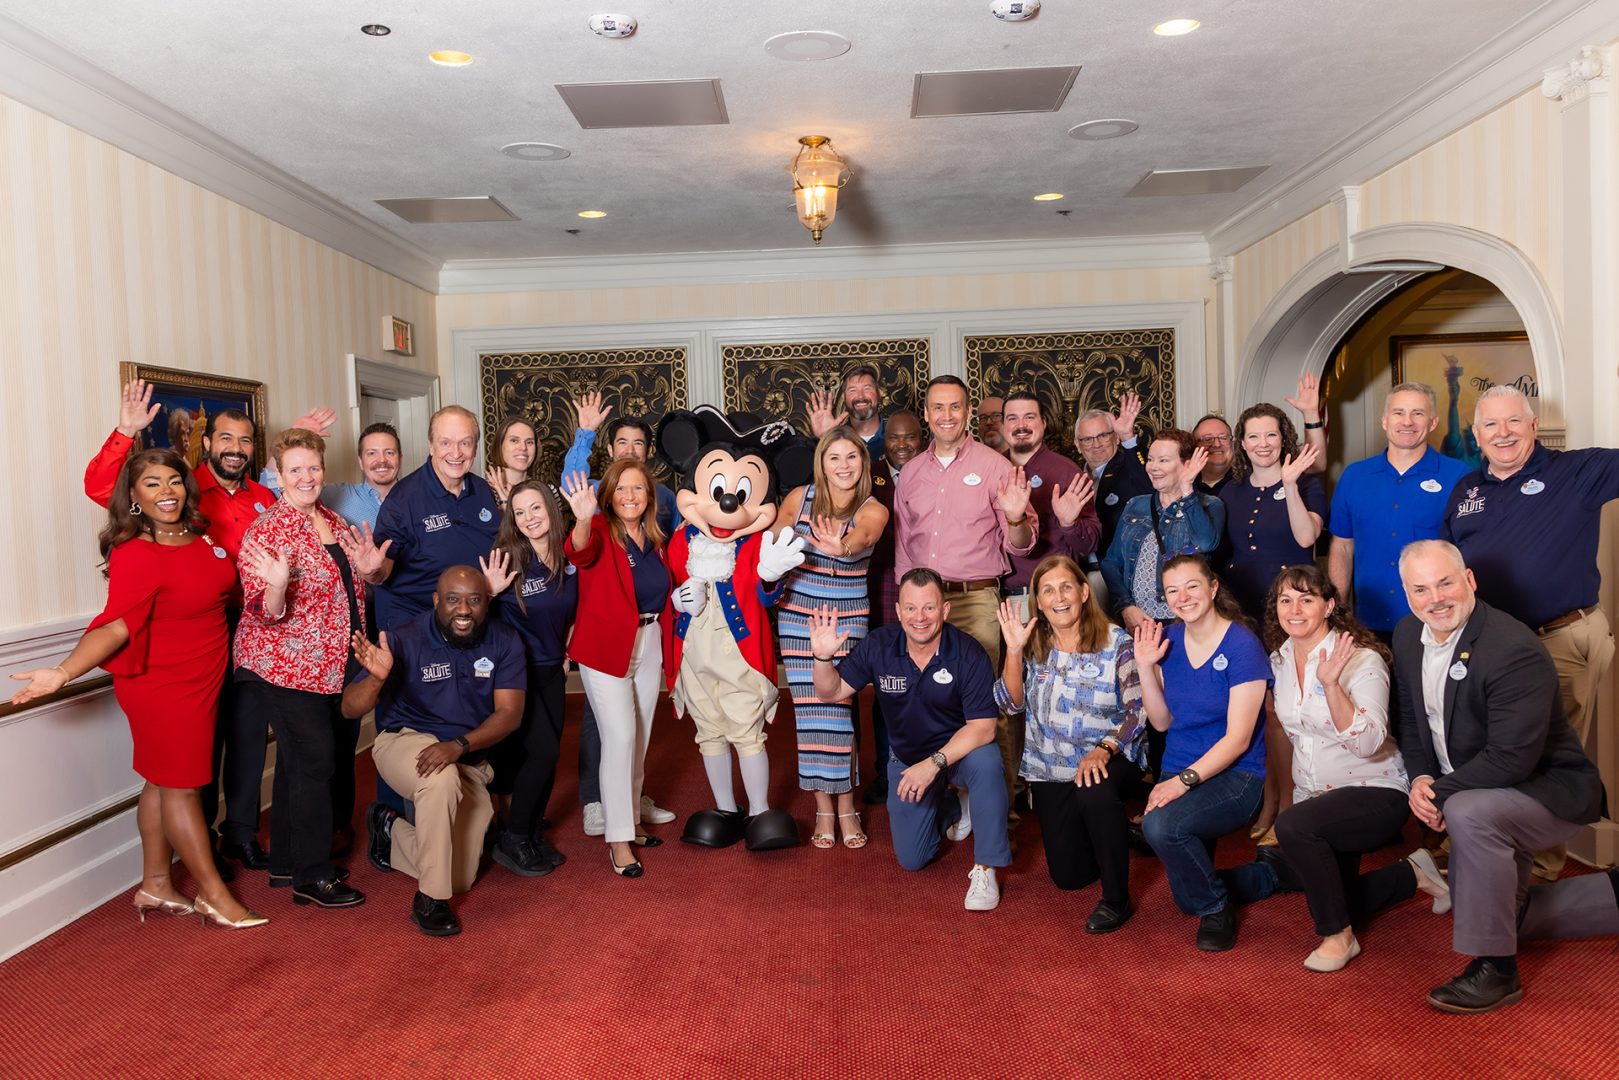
[0,806,142,962]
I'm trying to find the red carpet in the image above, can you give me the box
[3,690,1617,1078]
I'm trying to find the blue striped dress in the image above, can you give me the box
[778,486,875,793]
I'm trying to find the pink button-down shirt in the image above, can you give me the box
[894,437,1036,582]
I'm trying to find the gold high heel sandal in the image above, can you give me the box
[810,811,836,849]
[133,889,195,922]
[838,812,867,849]
[193,897,269,930]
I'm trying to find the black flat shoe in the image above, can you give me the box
[609,849,644,878]
[292,878,366,908]
[366,802,397,873]
[1427,961,1524,1014]
[632,833,663,848]
[1085,899,1135,934]
[492,832,555,877]
[411,891,461,937]
[270,867,349,888]
[219,838,269,870]
[1196,905,1238,952]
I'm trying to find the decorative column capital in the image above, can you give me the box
[1209,256,1233,284]
[1542,45,1607,105]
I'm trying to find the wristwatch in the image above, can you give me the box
[929,751,949,770]
[1176,768,1201,789]
[454,735,471,756]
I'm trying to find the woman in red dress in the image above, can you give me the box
[9,449,266,929]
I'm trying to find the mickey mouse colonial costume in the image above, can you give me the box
[656,407,813,850]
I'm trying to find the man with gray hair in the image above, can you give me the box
[1328,382,1472,641]
[1393,539,1608,1013]
[1073,393,1152,557]
[1441,384,1619,879]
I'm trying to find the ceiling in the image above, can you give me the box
[0,0,1558,262]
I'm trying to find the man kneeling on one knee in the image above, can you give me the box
[810,568,1010,911]
[342,566,525,937]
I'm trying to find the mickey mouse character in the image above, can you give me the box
[657,407,814,850]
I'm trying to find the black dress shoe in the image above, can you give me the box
[1427,960,1524,1014]
[492,832,555,877]
[1256,845,1305,893]
[292,878,366,908]
[862,776,888,806]
[412,891,461,936]
[1196,905,1238,952]
[270,866,349,888]
[1085,899,1135,934]
[220,838,270,870]
[366,802,396,873]
[535,836,566,869]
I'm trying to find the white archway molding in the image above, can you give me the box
[1236,222,1566,432]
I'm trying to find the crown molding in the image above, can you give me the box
[0,13,442,293]
[436,234,1212,294]
[1208,0,1619,257]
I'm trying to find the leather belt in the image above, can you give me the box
[638,613,659,626]
[940,578,998,594]
[1537,605,1598,636]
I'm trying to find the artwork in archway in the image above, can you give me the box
[478,346,689,487]
[720,338,931,433]
[962,329,1176,457]
[1391,332,1534,470]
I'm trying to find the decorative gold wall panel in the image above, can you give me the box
[963,329,1175,455]
[721,339,931,434]
[479,347,688,486]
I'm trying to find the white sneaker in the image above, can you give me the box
[640,794,676,824]
[946,788,972,841]
[582,801,605,837]
[964,865,1000,911]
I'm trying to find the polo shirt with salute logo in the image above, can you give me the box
[371,460,500,629]
[369,611,527,751]
[834,623,997,765]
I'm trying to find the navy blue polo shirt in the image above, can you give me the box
[835,623,997,764]
[624,534,671,614]
[367,611,526,744]
[1158,621,1270,778]
[498,559,578,667]
[1443,443,1619,629]
[372,461,501,629]
[1329,446,1472,632]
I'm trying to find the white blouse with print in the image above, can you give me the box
[1270,634,1408,801]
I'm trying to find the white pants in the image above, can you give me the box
[578,621,663,843]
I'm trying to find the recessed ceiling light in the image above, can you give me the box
[360,24,390,37]
[1032,192,1065,201]
[763,31,853,61]
[577,210,607,219]
[428,50,474,67]
[1068,118,1140,140]
[1153,18,1201,36]
[499,142,573,161]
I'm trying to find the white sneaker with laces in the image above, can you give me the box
[582,801,605,837]
[946,788,973,841]
[964,865,1000,911]
[640,794,676,824]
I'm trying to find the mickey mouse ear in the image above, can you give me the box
[772,434,818,493]
[655,410,707,474]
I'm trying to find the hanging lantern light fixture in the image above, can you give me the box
[788,135,851,246]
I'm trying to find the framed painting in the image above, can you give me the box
[720,338,931,434]
[117,362,269,474]
[384,316,415,356]
[1390,332,1535,469]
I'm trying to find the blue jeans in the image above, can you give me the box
[1141,769,1264,916]
[887,743,1011,871]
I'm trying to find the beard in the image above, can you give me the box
[209,448,250,482]
[847,399,876,421]
[437,616,481,648]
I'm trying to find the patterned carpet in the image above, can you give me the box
[3,691,1617,1078]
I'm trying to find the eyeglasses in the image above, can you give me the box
[1076,433,1115,447]
[1196,434,1233,447]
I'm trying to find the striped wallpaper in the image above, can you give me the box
[1231,204,1340,359]
[0,94,437,630]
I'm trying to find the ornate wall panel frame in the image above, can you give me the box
[478,346,689,486]
[720,338,931,435]
[962,328,1176,455]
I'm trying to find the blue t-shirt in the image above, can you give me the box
[1329,446,1471,632]
[371,461,501,629]
[623,534,670,614]
[836,624,997,764]
[1158,621,1270,778]
[1219,472,1329,619]
[366,611,527,746]
[498,557,578,667]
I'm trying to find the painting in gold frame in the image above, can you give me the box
[117,362,269,475]
[720,338,931,435]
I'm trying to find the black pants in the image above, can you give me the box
[493,663,567,836]
[203,609,265,846]
[238,680,340,887]
[578,690,601,805]
[1030,757,1143,905]
[330,715,361,833]
[1275,785,1415,936]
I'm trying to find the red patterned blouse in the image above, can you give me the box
[234,499,366,694]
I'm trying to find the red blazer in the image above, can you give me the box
[661,526,784,692]
[564,514,671,678]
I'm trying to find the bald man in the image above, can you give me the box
[343,566,526,937]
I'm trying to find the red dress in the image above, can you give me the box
[90,536,238,786]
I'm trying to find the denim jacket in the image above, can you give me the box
[1099,491,1226,618]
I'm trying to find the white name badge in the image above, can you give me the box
[1449,662,1468,681]
[474,656,495,678]
[1313,681,1328,696]
[1028,474,1044,488]
[1212,654,1229,671]
[1273,488,1288,500]
[253,501,267,513]
[565,563,577,576]
[1420,479,1443,493]
[1079,662,1102,679]
[963,473,983,487]
[479,507,494,522]
[1520,479,1545,496]
[1105,492,1120,506]
[212,546,228,560]
[933,668,954,684]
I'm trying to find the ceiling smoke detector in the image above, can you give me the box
[990,0,1041,21]
[588,13,637,38]
[499,142,573,161]
[1069,118,1139,140]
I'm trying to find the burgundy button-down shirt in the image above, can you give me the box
[894,437,1036,583]
[1004,444,1101,590]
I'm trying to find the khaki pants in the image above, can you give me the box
[1533,606,1615,878]
[371,729,494,900]
[944,587,1022,812]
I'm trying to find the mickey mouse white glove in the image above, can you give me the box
[671,579,708,616]
[756,527,807,583]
